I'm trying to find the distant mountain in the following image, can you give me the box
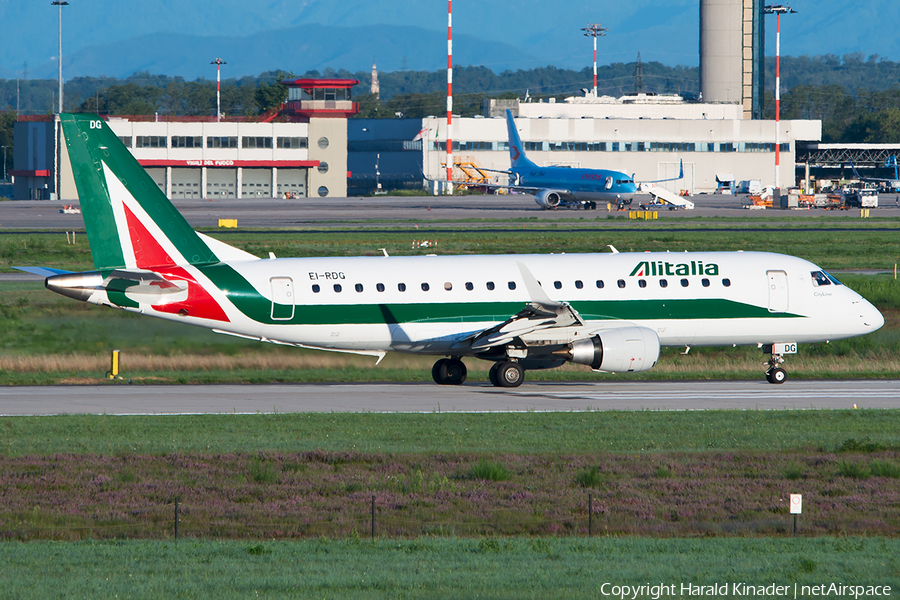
[21,24,538,81]
[2,0,899,80]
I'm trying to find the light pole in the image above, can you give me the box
[52,1,68,202]
[1,146,7,182]
[211,58,226,122]
[581,23,608,98]
[764,4,796,191]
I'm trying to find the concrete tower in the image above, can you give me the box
[700,0,764,119]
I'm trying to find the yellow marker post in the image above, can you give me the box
[109,349,120,379]
[218,219,238,228]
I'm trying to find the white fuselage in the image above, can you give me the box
[96,251,883,358]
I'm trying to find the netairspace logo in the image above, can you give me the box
[598,582,892,599]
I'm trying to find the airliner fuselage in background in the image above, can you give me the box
[22,114,884,389]
[504,109,638,209]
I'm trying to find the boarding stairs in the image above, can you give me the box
[638,183,695,210]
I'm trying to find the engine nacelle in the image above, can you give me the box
[535,189,564,208]
[566,326,660,373]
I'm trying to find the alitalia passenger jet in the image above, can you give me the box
[28,114,884,387]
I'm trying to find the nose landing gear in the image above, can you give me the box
[762,343,793,384]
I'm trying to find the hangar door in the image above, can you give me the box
[241,168,271,198]
[207,168,236,199]
[277,168,308,198]
[171,168,201,199]
[145,168,166,194]
[658,162,695,195]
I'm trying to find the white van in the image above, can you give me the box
[737,179,762,195]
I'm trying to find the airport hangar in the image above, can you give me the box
[11,78,357,201]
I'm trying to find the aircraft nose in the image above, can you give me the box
[859,299,884,331]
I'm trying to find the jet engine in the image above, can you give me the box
[560,326,660,373]
[534,189,564,208]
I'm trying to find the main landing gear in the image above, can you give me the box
[488,361,524,388]
[432,357,467,385]
[431,358,526,387]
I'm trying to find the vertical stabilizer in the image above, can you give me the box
[60,114,218,271]
[505,109,537,170]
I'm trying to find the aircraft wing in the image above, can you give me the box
[454,262,584,351]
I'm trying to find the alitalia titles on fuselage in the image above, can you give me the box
[630,261,720,278]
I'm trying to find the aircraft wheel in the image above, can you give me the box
[432,358,467,385]
[495,361,524,388]
[766,367,786,384]
[488,363,501,387]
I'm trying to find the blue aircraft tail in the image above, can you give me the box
[505,110,537,170]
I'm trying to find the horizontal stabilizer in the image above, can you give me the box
[12,266,74,277]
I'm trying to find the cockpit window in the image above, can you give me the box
[811,270,843,287]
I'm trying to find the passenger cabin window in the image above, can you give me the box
[355,284,364,293]
[312,284,320,293]
[465,282,474,291]
[680,279,689,287]
[596,280,604,289]
[334,284,342,293]
[376,283,385,292]
[701,278,710,287]
[444,282,452,291]
[486,282,495,290]
[554,281,562,290]
[421,283,430,291]
[617,279,625,289]
[722,279,731,287]
[659,279,668,288]
[398,283,407,292]
[508,282,516,290]
[638,279,647,288]
[575,280,583,289]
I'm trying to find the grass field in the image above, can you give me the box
[3,221,900,272]
[1,538,897,600]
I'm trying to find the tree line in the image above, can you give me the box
[2,54,900,176]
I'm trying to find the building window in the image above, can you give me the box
[277,137,308,149]
[135,136,167,148]
[317,186,328,197]
[171,136,201,148]
[242,137,273,149]
[317,162,329,174]
[117,136,132,148]
[208,136,238,148]
[318,137,329,149]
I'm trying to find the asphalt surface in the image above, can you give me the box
[3,194,900,230]
[1,380,897,415]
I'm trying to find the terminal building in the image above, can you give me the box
[12,78,358,201]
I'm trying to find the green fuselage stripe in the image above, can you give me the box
[200,264,800,326]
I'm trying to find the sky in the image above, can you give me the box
[1,0,896,80]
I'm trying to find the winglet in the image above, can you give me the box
[516,261,556,306]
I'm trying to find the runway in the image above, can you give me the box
[1,380,897,415]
